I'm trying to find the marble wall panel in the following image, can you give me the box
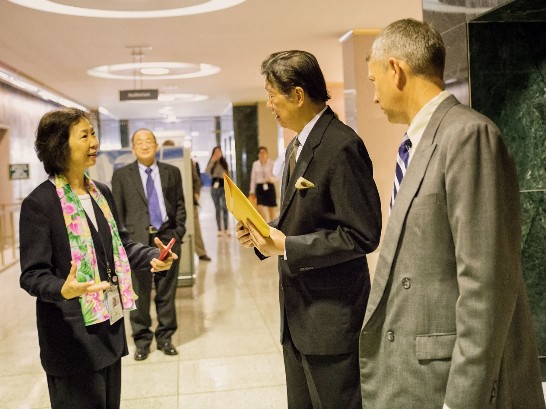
[468,1,546,374]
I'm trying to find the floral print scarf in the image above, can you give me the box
[55,174,137,326]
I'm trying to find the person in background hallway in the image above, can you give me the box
[249,146,278,222]
[236,50,382,409]
[112,129,186,361]
[162,140,209,260]
[205,146,230,236]
[359,18,545,409]
[19,108,176,409]
[191,157,211,261]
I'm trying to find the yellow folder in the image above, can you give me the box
[223,173,270,237]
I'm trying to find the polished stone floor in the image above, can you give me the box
[1,189,544,408]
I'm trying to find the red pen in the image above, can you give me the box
[158,238,176,261]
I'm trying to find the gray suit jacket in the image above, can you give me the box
[359,95,545,409]
[271,107,382,355]
[111,160,186,246]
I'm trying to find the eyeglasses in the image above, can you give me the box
[133,139,156,147]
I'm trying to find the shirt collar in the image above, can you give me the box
[297,105,328,147]
[406,90,450,159]
[138,161,158,172]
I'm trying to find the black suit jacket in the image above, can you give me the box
[19,180,158,376]
[111,161,186,248]
[273,107,382,355]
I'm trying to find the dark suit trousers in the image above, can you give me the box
[46,359,121,409]
[130,236,180,348]
[282,331,362,409]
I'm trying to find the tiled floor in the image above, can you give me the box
[1,190,545,408]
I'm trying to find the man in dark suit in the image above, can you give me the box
[359,19,545,409]
[112,129,186,361]
[236,50,382,409]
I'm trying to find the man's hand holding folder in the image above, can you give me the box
[225,174,286,257]
[223,174,270,236]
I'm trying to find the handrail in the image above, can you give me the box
[0,202,21,271]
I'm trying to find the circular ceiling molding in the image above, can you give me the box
[6,0,246,18]
[87,62,220,80]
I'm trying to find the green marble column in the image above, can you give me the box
[468,0,546,378]
[233,104,259,195]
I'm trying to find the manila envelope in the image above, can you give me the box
[223,173,270,237]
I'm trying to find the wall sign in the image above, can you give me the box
[9,163,30,180]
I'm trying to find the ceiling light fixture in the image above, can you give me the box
[158,93,208,102]
[141,68,170,75]
[88,62,220,80]
[6,0,247,18]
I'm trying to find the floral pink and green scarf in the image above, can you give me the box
[55,174,137,326]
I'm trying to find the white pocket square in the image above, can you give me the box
[295,177,316,190]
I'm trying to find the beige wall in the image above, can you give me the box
[0,126,13,205]
[341,29,415,277]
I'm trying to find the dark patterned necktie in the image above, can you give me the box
[390,133,412,211]
[145,167,163,230]
[288,136,301,178]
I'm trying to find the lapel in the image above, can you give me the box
[363,95,460,328]
[128,161,147,205]
[278,107,334,226]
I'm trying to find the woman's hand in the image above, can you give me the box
[150,237,179,273]
[61,261,110,300]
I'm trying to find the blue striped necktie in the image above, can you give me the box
[390,133,412,211]
[145,167,163,230]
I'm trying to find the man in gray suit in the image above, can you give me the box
[237,50,382,409]
[359,19,545,409]
[112,129,186,361]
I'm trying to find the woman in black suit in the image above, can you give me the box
[19,108,176,409]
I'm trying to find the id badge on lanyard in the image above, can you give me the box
[105,275,123,324]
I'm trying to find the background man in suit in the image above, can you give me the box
[236,50,382,409]
[360,19,545,409]
[112,129,186,361]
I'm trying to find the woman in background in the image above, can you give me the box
[19,108,176,409]
[205,146,230,236]
[249,146,277,222]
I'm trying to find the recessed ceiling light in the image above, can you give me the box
[87,62,220,80]
[141,68,170,75]
[158,93,208,102]
[7,0,247,18]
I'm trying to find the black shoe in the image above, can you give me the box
[199,255,211,261]
[134,347,149,361]
[159,341,178,356]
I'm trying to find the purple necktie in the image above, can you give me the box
[390,133,412,211]
[145,167,163,230]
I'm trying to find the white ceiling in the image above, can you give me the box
[0,0,422,120]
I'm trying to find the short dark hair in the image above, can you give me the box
[35,108,91,176]
[261,50,330,104]
[257,146,268,154]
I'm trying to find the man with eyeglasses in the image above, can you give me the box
[112,128,186,361]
